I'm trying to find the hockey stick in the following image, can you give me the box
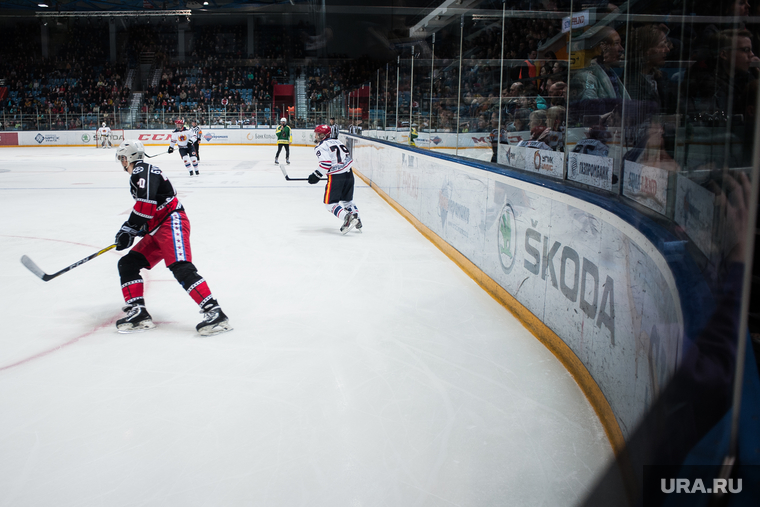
[20,211,178,282]
[279,163,325,182]
[21,244,117,282]
[144,151,169,159]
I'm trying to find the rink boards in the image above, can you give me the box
[347,134,685,449]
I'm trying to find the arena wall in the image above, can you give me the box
[0,128,317,147]
[345,133,689,453]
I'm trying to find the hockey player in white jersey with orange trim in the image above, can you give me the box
[308,124,362,234]
[167,118,200,176]
[98,122,112,148]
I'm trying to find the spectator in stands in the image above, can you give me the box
[506,82,525,116]
[626,24,672,112]
[517,110,552,150]
[548,81,567,107]
[539,105,566,151]
[508,108,531,132]
[571,26,629,102]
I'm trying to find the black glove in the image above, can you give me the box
[308,172,321,184]
[115,222,142,251]
[168,146,174,154]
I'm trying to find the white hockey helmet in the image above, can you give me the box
[102,122,106,127]
[280,117,287,123]
[116,140,145,165]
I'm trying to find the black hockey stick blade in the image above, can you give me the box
[21,244,117,282]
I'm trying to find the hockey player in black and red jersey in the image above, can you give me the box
[168,118,200,176]
[308,124,362,234]
[114,139,231,336]
[190,119,202,161]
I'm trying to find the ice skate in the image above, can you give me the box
[116,304,155,333]
[286,158,290,165]
[274,158,279,165]
[189,171,194,177]
[196,304,232,336]
[353,213,363,232]
[195,170,199,175]
[340,212,359,235]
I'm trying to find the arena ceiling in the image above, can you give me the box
[0,0,458,15]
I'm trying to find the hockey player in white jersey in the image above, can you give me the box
[98,122,112,149]
[167,118,200,176]
[308,124,362,234]
[190,119,202,161]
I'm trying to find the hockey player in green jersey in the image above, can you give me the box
[409,124,418,147]
[275,117,292,164]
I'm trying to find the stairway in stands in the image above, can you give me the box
[296,75,307,124]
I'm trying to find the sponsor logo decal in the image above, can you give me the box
[398,169,419,199]
[204,133,213,142]
[137,134,173,141]
[522,219,616,343]
[497,203,517,273]
[81,134,91,143]
[246,132,275,140]
[34,133,61,144]
[438,180,470,237]
[431,136,442,145]
[627,169,658,196]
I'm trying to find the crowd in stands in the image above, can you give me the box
[1,0,759,160]
[0,21,131,130]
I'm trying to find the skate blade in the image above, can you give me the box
[198,321,233,337]
[116,321,156,334]
[341,218,359,235]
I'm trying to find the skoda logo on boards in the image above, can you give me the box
[497,202,517,274]
[82,134,91,143]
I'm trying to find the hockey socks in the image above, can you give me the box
[121,280,145,306]
[169,261,215,307]
[118,252,149,305]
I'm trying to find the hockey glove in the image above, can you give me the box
[115,223,142,251]
[168,146,174,154]
[308,172,321,184]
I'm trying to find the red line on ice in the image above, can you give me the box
[0,319,117,372]
[3,235,124,371]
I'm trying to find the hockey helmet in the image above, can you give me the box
[175,118,185,126]
[314,124,330,142]
[102,122,106,127]
[280,117,287,123]
[116,140,145,165]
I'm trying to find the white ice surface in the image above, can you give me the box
[0,146,617,506]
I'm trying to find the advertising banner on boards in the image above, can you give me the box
[351,136,684,439]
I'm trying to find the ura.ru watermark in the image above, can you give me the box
[661,478,742,494]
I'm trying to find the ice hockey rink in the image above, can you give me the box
[0,144,620,506]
